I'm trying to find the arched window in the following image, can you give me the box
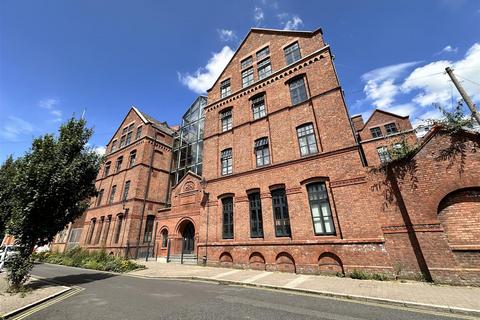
[122,181,130,201]
[129,150,137,167]
[222,197,234,239]
[104,162,111,177]
[288,76,308,105]
[143,215,155,243]
[114,214,123,244]
[271,188,291,237]
[161,229,168,247]
[254,137,270,167]
[296,123,318,156]
[306,182,335,235]
[221,148,233,176]
[96,189,104,207]
[251,94,267,119]
[115,156,123,173]
[220,108,233,132]
[94,216,105,244]
[86,218,96,244]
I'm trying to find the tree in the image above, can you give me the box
[0,156,16,237]
[0,118,103,290]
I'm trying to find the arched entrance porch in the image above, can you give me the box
[180,221,195,254]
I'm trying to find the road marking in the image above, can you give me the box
[211,269,241,279]
[243,272,272,283]
[12,287,84,320]
[284,275,311,288]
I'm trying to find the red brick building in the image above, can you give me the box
[51,27,479,285]
[52,107,176,258]
[352,109,418,166]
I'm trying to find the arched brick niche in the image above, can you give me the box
[275,252,296,273]
[438,187,480,268]
[249,252,266,271]
[219,252,233,268]
[318,252,344,275]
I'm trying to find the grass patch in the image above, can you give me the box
[349,269,388,281]
[32,247,144,273]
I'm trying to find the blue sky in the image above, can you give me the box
[1,0,479,160]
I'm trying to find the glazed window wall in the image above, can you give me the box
[171,97,207,185]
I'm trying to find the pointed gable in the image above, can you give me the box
[207,28,324,103]
[170,171,203,208]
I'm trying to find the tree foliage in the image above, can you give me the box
[0,118,103,289]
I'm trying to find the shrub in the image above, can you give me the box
[6,252,34,292]
[36,248,144,273]
[350,269,387,281]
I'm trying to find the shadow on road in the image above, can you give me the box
[33,272,116,287]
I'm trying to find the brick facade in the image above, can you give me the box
[51,28,479,285]
[353,109,418,167]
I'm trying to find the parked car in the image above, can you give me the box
[0,245,20,272]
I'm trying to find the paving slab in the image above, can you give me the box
[130,261,480,316]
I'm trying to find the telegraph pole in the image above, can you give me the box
[445,67,480,126]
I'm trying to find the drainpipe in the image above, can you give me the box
[200,178,209,265]
[135,132,157,258]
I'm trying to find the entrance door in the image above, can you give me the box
[182,222,195,254]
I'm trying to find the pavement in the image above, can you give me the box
[24,263,474,320]
[0,272,69,317]
[130,260,480,317]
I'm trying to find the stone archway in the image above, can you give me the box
[176,219,195,255]
[318,252,344,275]
[275,252,296,273]
[438,187,480,268]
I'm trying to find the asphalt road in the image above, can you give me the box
[23,263,468,320]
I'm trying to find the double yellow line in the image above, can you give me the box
[11,286,84,320]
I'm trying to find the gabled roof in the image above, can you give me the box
[105,106,175,146]
[171,170,202,190]
[357,109,410,132]
[207,27,323,93]
[409,125,479,161]
[132,106,175,136]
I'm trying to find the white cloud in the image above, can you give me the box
[39,98,62,122]
[39,98,58,110]
[283,15,303,30]
[438,45,458,54]
[178,46,234,94]
[361,61,419,108]
[361,61,420,83]
[218,29,237,42]
[356,42,480,130]
[254,7,264,24]
[402,43,480,107]
[93,146,106,155]
[382,103,417,117]
[0,116,34,141]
